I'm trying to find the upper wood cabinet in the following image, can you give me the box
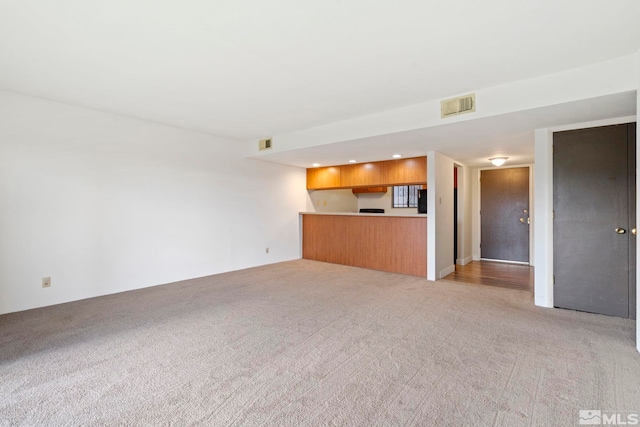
[352,187,388,194]
[306,166,341,190]
[383,157,427,186]
[306,156,427,190]
[341,162,385,187]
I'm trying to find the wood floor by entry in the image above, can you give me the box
[444,261,533,292]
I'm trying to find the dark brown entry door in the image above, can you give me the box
[553,123,636,319]
[480,167,530,263]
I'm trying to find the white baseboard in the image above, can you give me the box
[456,256,473,266]
[535,297,553,308]
[481,258,530,265]
[439,265,455,279]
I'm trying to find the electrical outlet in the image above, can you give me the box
[42,277,51,288]
[266,247,269,254]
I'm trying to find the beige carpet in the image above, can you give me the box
[1,260,638,426]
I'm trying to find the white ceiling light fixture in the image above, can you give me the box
[489,157,508,167]
[312,163,321,167]
[348,159,357,163]
[392,154,402,158]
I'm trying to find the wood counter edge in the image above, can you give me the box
[299,212,427,218]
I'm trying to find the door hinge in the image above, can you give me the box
[552,210,555,219]
[553,275,555,284]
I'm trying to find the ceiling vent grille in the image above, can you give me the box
[258,138,272,151]
[440,94,476,118]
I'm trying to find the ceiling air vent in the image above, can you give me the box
[440,94,476,118]
[258,137,272,151]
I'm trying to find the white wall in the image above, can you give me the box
[471,168,481,261]
[0,91,307,315]
[456,164,473,265]
[533,130,554,308]
[306,189,357,212]
[427,152,455,280]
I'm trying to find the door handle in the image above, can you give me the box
[633,228,637,235]
[519,217,530,224]
[615,228,627,234]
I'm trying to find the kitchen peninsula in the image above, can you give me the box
[301,212,427,277]
[302,156,428,277]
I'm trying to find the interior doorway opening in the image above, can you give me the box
[454,166,458,266]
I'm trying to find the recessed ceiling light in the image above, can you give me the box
[348,159,357,163]
[392,154,402,158]
[312,163,321,167]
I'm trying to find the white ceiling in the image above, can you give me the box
[1,1,639,167]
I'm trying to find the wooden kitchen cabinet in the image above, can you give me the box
[306,166,341,190]
[382,157,427,185]
[306,156,426,190]
[352,187,387,194]
[341,162,385,187]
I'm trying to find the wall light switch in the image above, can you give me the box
[42,277,51,288]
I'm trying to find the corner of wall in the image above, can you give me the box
[0,92,308,314]
[439,265,455,279]
[533,128,554,309]
[470,167,481,260]
[427,153,437,280]
[428,152,456,281]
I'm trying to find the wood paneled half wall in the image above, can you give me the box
[301,213,427,277]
